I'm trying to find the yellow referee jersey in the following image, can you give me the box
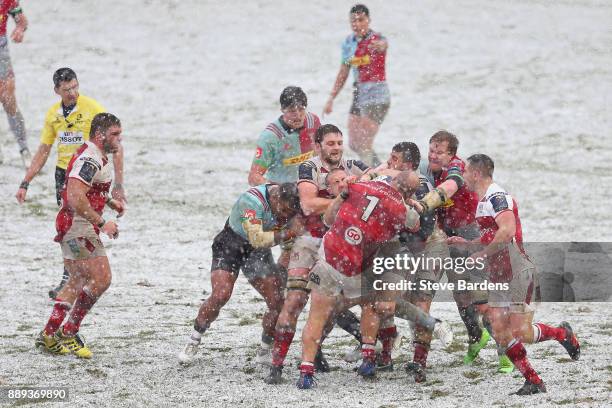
[40,95,105,169]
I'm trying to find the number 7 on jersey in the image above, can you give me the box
[361,195,380,221]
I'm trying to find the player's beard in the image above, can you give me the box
[322,151,341,167]
[103,141,117,154]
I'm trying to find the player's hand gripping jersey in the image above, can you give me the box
[323,180,407,277]
[54,142,112,242]
[228,184,283,246]
[475,183,527,283]
[298,156,368,237]
[420,156,479,231]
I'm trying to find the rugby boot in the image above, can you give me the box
[463,327,491,365]
[55,328,92,359]
[406,361,426,383]
[296,363,316,389]
[559,322,580,360]
[498,354,515,373]
[264,365,283,384]
[178,336,200,365]
[35,331,69,355]
[357,358,377,378]
[514,380,547,395]
[433,319,454,349]
[376,352,394,371]
[314,348,330,373]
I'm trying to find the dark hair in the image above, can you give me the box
[278,182,301,212]
[90,113,121,138]
[467,154,495,178]
[392,142,420,170]
[53,67,77,88]
[280,86,307,109]
[315,124,342,144]
[350,4,369,16]
[429,130,459,156]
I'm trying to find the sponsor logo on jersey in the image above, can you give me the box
[309,272,320,285]
[58,131,84,145]
[349,55,371,67]
[344,226,363,245]
[282,151,314,166]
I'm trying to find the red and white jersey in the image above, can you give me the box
[298,156,369,237]
[475,182,526,282]
[54,142,112,242]
[0,1,20,37]
[323,181,407,277]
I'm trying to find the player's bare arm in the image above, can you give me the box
[67,178,118,239]
[323,64,350,115]
[15,143,52,203]
[298,181,332,216]
[322,190,346,227]
[248,163,268,186]
[10,8,27,43]
[471,211,516,260]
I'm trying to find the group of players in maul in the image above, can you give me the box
[12,2,580,397]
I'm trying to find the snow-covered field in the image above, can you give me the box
[1,1,611,406]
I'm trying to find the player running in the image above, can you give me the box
[35,113,124,359]
[296,172,421,388]
[16,68,126,300]
[455,154,580,395]
[0,0,29,167]
[323,4,390,167]
[178,183,302,365]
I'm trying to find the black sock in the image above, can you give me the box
[335,309,362,343]
[458,304,482,344]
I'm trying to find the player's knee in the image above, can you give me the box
[211,286,233,306]
[374,301,395,319]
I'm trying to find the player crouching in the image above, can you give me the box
[178,183,302,365]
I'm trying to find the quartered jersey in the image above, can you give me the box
[228,184,283,241]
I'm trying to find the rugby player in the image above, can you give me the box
[248,86,320,185]
[0,1,29,167]
[371,142,454,382]
[323,4,390,167]
[178,183,302,365]
[265,124,370,384]
[457,154,580,395]
[35,113,124,358]
[16,68,126,299]
[297,172,421,388]
[416,131,513,372]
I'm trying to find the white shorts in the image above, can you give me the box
[288,236,321,271]
[59,218,106,260]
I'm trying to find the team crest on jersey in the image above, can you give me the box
[344,226,363,245]
[242,209,258,222]
[255,147,262,159]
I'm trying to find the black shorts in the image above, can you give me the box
[211,221,280,281]
[55,167,66,207]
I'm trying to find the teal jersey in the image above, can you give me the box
[228,185,279,240]
[251,113,320,183]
